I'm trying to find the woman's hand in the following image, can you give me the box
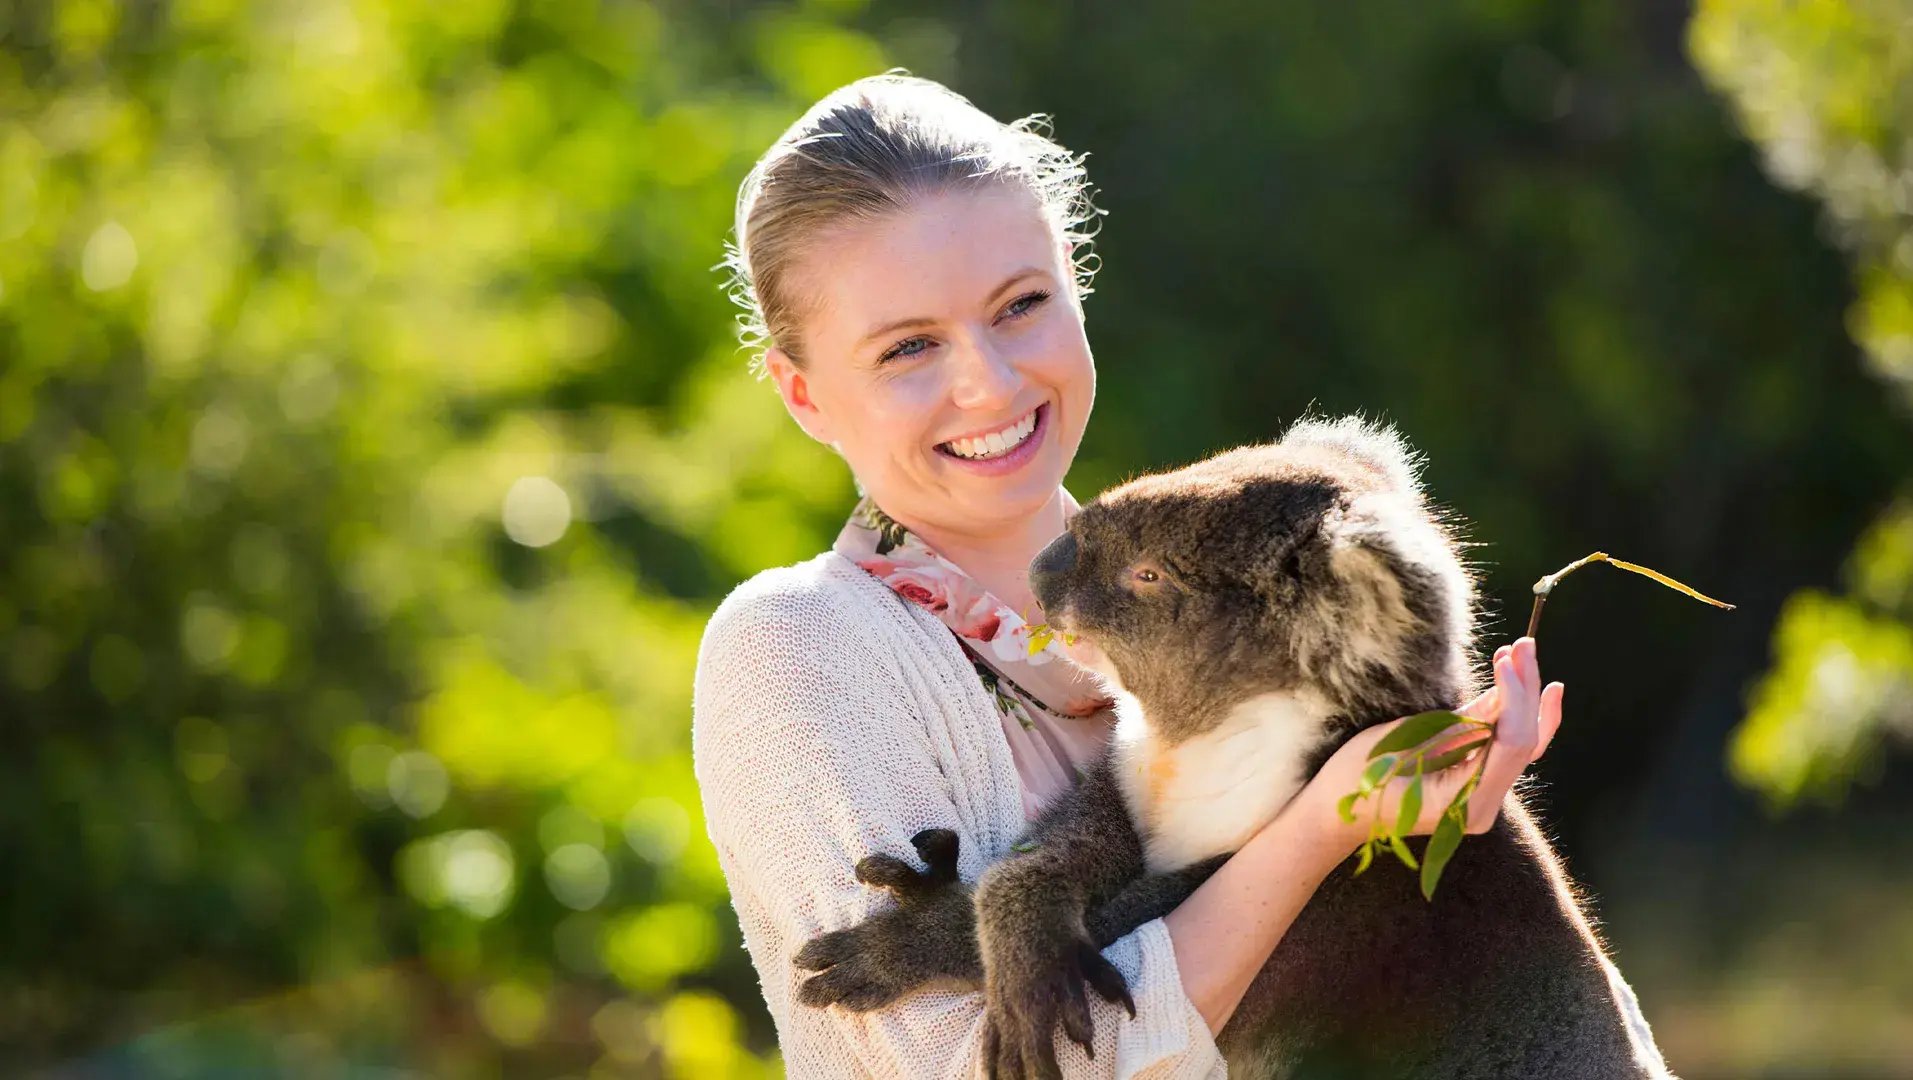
[1297,637,1564,861]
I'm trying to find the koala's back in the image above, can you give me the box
[1205,795,1661,1080]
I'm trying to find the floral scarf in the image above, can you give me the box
[834,497,1115,819]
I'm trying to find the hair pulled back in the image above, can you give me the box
[724,73,1100,370]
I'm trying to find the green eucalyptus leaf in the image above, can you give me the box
[1420,812,1465,900]
[1369,711,1468,758]
[1388,832,1420,870]
[1336,791,1362,823]
[1395,772,1424,837]
[1011,840,1039,854]
[1420,735,1492,774]
[1359,755,1396,794]
[1354,839,1376,875]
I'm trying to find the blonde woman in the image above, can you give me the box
[693,75,1634,1078]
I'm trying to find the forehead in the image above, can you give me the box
[797,186,1062,337]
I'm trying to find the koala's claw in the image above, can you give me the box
[795,828,981,1012]
[796,954,906,1011]
[1078,941,1136,1017]
[982,933,1135,1079]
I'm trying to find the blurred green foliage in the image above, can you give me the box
[0,0,873,1073]
[1690,0,1913,808]
[2,0,1909,1077]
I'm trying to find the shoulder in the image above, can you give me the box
[693,551,939,736]
[698,551,906,664]
[691,554,959,814]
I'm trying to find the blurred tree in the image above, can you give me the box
[1690,0,1913,806]
[0,0,877,1073]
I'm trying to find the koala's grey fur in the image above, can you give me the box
[796,417,1664,1080]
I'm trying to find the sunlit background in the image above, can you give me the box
[3,0,1910,1076]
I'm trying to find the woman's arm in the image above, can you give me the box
[1165,638,1562,1033]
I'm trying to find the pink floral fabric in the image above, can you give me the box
[834,497,1115,819]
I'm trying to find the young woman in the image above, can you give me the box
[693,74,1613,1078]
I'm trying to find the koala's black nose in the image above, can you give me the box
[1029,531,1078,605]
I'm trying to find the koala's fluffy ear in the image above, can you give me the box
[1279,414,1425,498]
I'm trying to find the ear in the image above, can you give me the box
[765,347,837,446]
[1281,415,1424,497]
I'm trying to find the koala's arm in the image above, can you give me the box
[978,754,1152,923]
[972,757,1184,1075]
[1086,857,1227,949]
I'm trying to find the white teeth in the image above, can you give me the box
[944,408,1039,460]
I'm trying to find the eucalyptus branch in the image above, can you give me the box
[1349,551,1733,899]
[1527,551,1735,639]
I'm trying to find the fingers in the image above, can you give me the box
[1457,644,1511,722]
[1467,638,1541,833]
[1534,681,1564,760]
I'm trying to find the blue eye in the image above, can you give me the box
[879,336,932,363]
[1002,290,1052,320]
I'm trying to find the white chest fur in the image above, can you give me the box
[1110,690,1336,873]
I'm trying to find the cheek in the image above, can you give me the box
[1012,308,1093,386]
[829,370,947,457]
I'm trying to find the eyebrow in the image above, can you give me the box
[856,267,1048,347]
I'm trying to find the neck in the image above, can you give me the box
[896,489,1071,619]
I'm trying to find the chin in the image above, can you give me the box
[970,465,1067,517]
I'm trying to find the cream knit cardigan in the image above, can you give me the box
[693,552,1227,1079]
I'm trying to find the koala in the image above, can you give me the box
[796,417,1665,1080]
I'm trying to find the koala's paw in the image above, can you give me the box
[976,872,1134,1079]
[979,933,1134,1080]
[794,829,980,1011]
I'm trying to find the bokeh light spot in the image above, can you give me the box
[386,750,450,819]
[502,476,571,547]
[545,843,611,911]
[80,220,138,291]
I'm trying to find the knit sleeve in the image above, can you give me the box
[692,568,1226,1080]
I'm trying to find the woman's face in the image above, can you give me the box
[767,185,1095,542]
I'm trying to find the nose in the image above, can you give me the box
[1028,531,1078,606]
[948,338,1019,412]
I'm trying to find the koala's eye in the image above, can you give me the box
[1130,564,1163,586]
[1136,569,1159,583]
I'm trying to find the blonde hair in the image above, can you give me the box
[723,73,1101,370]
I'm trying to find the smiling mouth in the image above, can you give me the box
[937,404,1044,460]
